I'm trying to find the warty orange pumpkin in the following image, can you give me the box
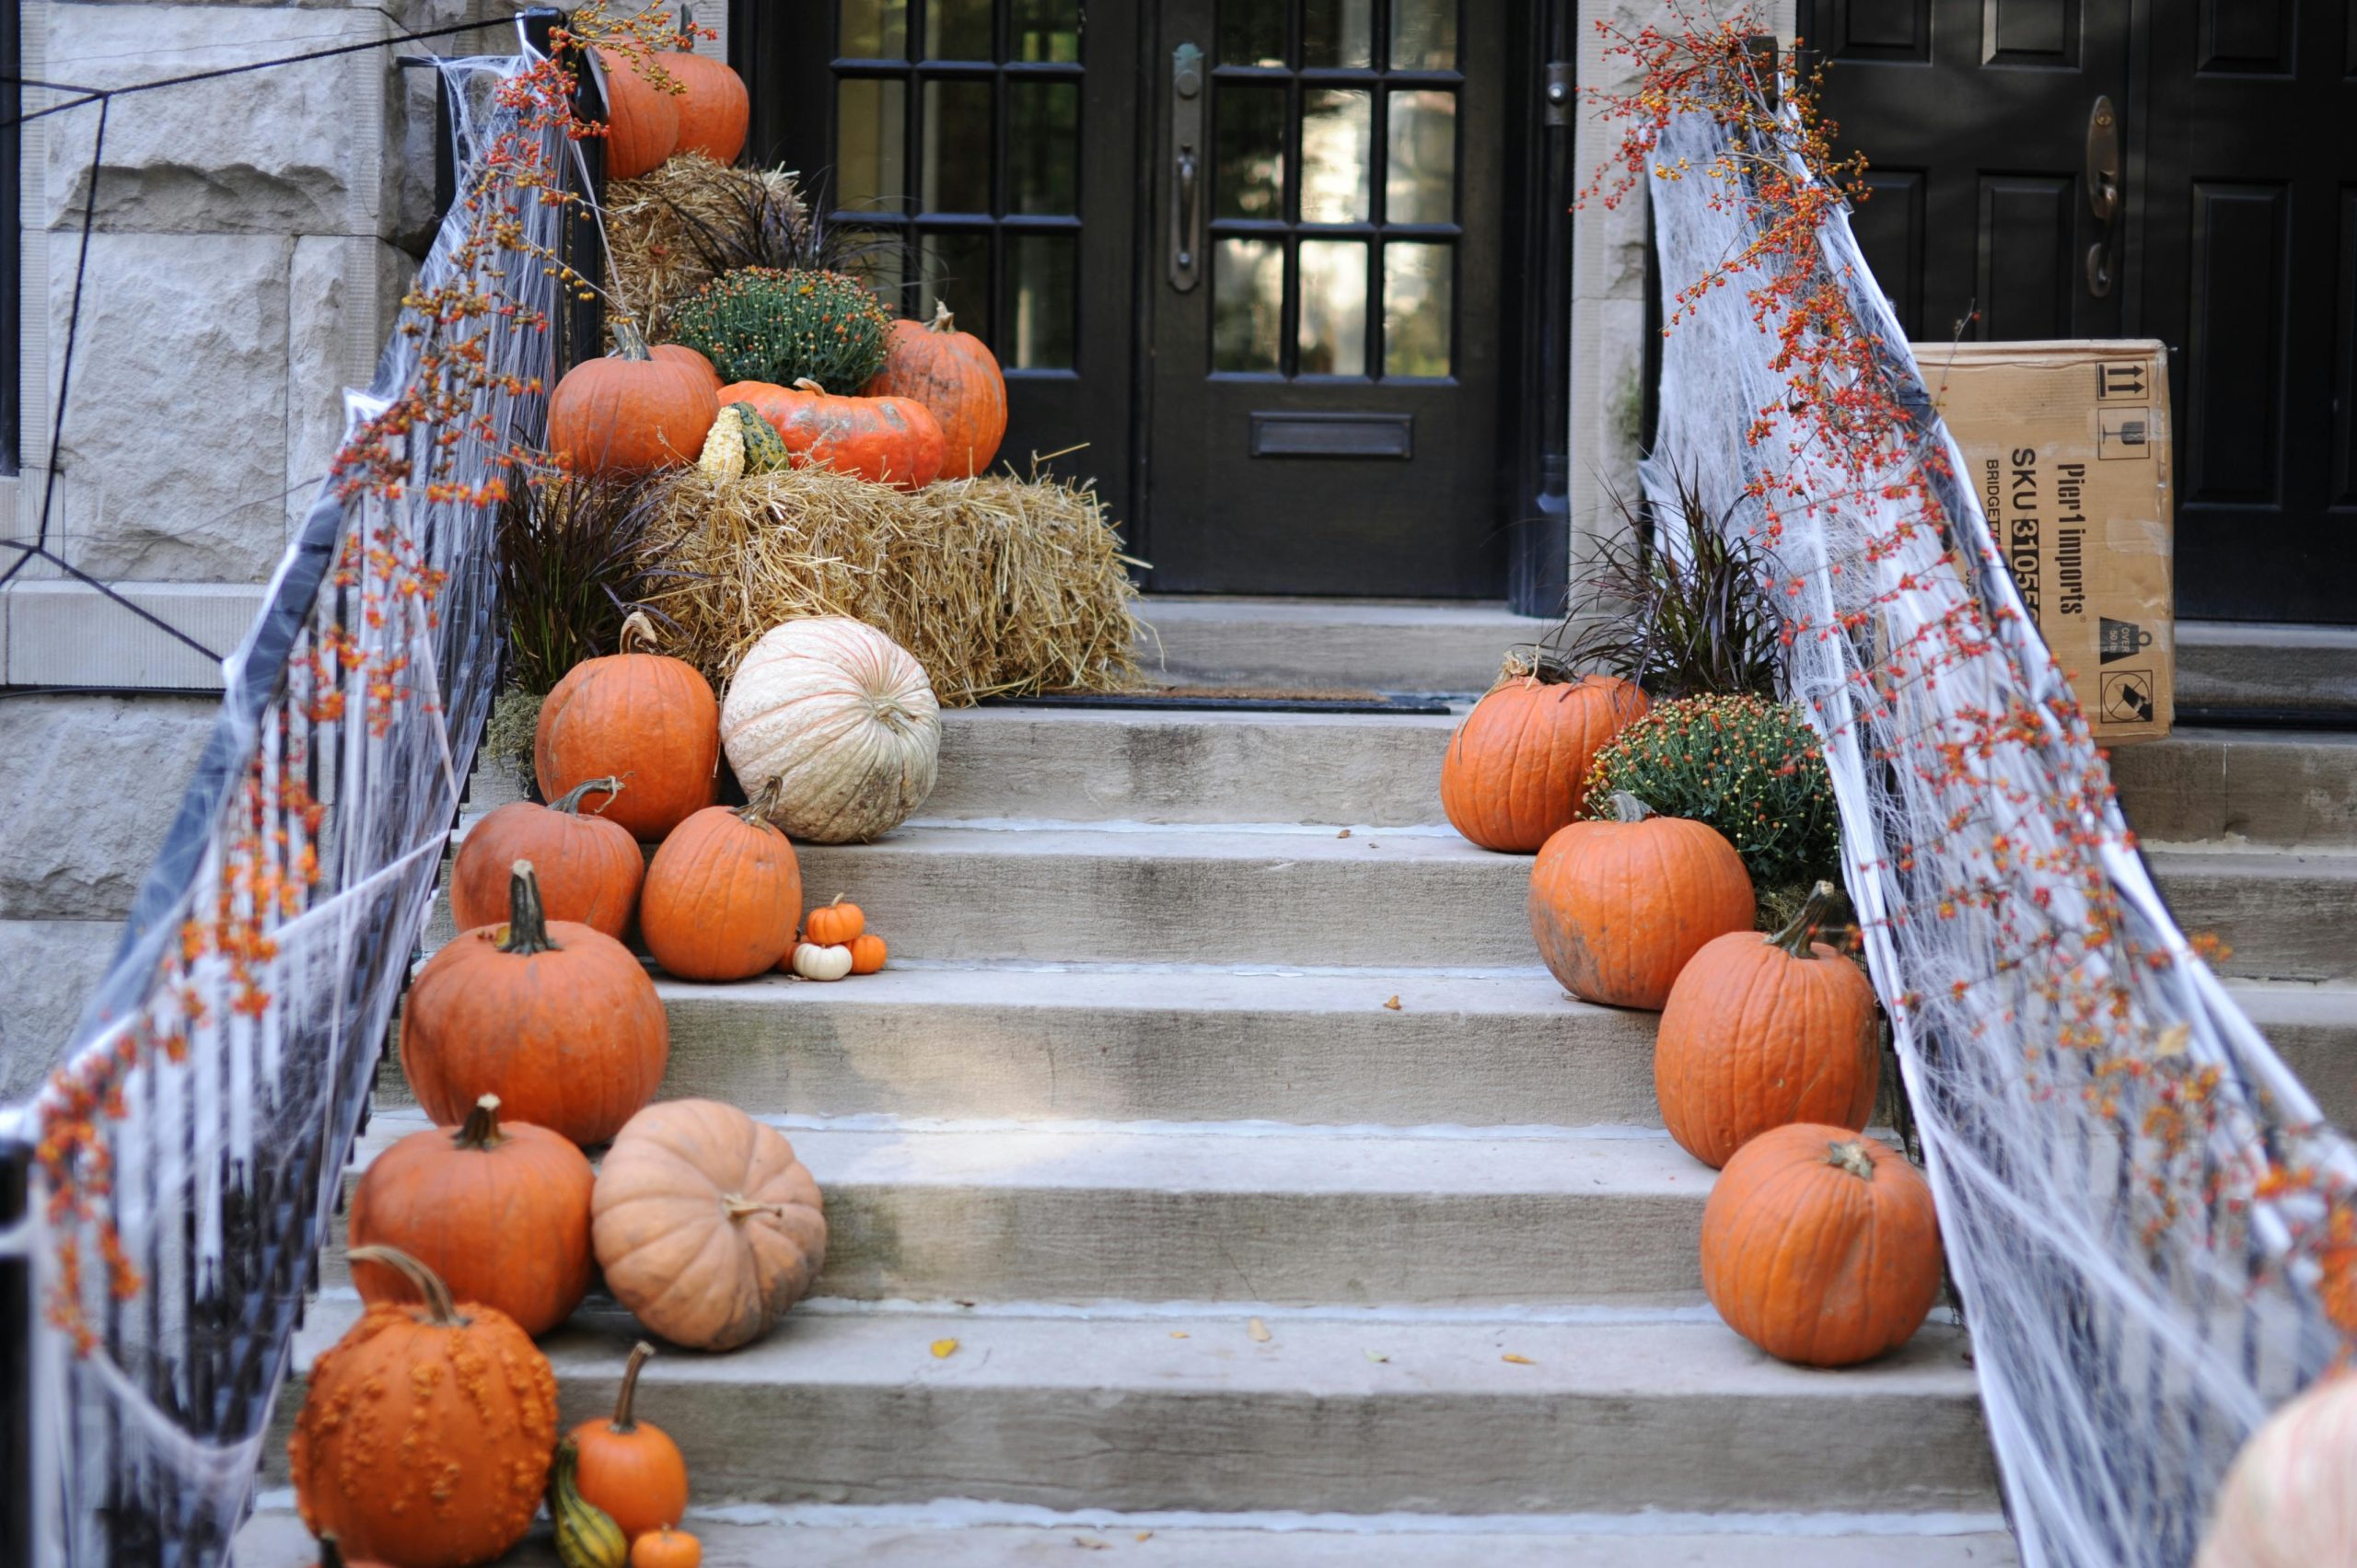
[862,300,1007,480]
[572,1341,690,1542]
[639,783,804,981]
[1442,660,1647,853]
[548,320,717,475]
[291,1246,558,1567]
[1654,879,1879,1168]
[592,1098,828,1351]
[1527,791,1755,1009]
[347,1094,596,1338]
[401,861,669,1146]
[536,612,721,842]
[592,48,679,180]
[1700,1124,1944,1367]
[448,775,644,938]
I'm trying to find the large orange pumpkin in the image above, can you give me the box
[401,861,670,1146]
[548,321,717,475]
[291,1247,558,1567]
[639,784,803,981]
[862,301,1007,480]
[756,377,946,490]
[448,775,644,938]
[1441,660,1648,853]
[348,1094,597,1338]
[593,48,679,180]
[592,1098,828,1351]
[572,1341,690,1541]
[1655,879,1880,1168]
[662,25,749,165]
[652,341,723,396]
[1700,1124,1944,1367]
[535,613,721,842]
[1527,791,1755,1009]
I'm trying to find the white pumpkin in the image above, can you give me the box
[2198,1372,2357,1568]
[790,942,854,981]
[721,617,942,843]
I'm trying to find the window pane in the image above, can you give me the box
[1389,0,1457,69]
[1300,89,1372,224]
[1006,234,1078,369]
[1383,240,1452,377]
[836,77,909,212]
[925,0,992,60]
[1385,89,1455,225]
[921,230,994,344]
[1213,238,1283,371]
[1298,238,1368,375]
[923,79,994,214]
[1218,2,1286,66]
[840,229,909,310]
[1010,81,1080,215]
[1014,0,1081,62]
[841,0,909,58]
[1214,84,1286,220]
[1303,0,1374,68]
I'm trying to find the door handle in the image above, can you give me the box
[1169,42,1204,292]
[2085,95,2119,299]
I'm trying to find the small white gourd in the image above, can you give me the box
[790,942,854,981]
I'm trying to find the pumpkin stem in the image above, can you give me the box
[737,774,786,829]
[1606,791,1654,824]
[1497,646,1576,686]
[610,1340,656,1433]
[1768,880,1841,959]
[611,318,652,361]
[618,609,662,655]
[551,776,626,816]
[723,1192,788,1221]
[929,298,957,333]
[454,1094,508,1152]
[345,1245,468,1327]
[1826,1140,1877,1181]
[498,860,561,957]
[792,377,828,394]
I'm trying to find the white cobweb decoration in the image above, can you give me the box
[1641,97,2357,1568]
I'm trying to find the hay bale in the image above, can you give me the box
[604,155,807,344]
[640,466,1144,705]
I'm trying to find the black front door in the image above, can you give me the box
[1804,0,2357,623]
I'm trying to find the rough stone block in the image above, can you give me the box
[0,918,125,1100]
[48,231,295,581]
[285,235,416,531]
[0,692,218,923]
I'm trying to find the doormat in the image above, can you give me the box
[991,687,1454,715]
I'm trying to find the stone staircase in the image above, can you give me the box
[238,600,2357,1565]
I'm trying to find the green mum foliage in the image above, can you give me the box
[671,266,893,391]
[1585,693,1840,894]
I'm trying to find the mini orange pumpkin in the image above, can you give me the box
[863,300,1007,480]
[1442,661,1648,853]
[1701,1124,1944,1367]
[572,1341,691,1542]
[448,776,643,938]
[804,894,865,947]
[633,1525,704,1568]
[348,1094,596,1337]
[1655,880,1879,1168]
[1527,791,1755,1009]
[536,613,722,842]
[847,932,888,975]
[760,377,946,490]
[640,784,804,981]
[593,48,679,180]
[291,1247,558,1567]
[401,861,670,1146]
[548,321,718,475]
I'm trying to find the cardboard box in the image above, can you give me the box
[1910,339,2175,742]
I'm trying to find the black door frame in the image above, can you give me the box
[731,0,1573,615]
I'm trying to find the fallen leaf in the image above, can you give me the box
[1364,1349,1390,1364]
[1073,1538,1109,1551]
[955,1298,977,1308]
[931,1338,959,1358]
[2153,1022,2191,1059]
[1383,994,1402,1011]
[1169,1330,1189,1339]
[1502,1353,1535,1365]
[1336,828,1352,839]
[1136,1532,1155,1542]
[1247,1317,1272,1343]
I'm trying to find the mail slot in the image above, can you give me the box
[1248,412,1415,459]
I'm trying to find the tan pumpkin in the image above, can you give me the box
[2198,1371,2357,1568]
[862,300,1007,480]
[448,776,643,939]
[1441,660,1648,852]
[592,48,679,180]
[1700,1125,1944,1367]
[591,1098,828,1351]
[548,321,717,475]
[1654,880,1880,1168]
[536,613,721,842]
[720,617,942,842]
[348,1095,596,1338]
[1527,791,1755,1009]
[639,784,804,981]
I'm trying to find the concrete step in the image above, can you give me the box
[263,1299,1998,1516]
[2108,727,2357,847]
[2235,981,2357,1131]
[2178,620,2357,718]
[380,963,1661,1128]
[236,1499,2017,1566]
[331,1113,1722,1306]
[2142,843,2357,984]
[1134,598,1550,694]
